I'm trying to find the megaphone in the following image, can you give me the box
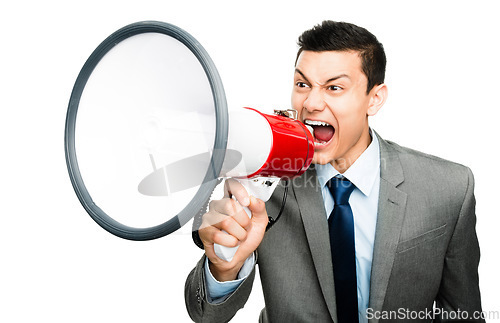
[211,107,314,260]
[64,21,315,253]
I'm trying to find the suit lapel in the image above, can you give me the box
[368,134,407,316]
[293,134,407,321]
[293,167,338,322]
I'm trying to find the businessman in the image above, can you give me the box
[185,21,483,322]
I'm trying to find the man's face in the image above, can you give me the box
[292,50,376,170]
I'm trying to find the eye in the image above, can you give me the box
[296,81,310,88]
[328,85,342,91]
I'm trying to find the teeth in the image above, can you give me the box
[304,119,331,127]
[305,125,314,135]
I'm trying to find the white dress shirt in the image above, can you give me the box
[315,132,380,322]
[205,132,381,322]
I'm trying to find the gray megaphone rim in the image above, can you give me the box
[64,21,228,240]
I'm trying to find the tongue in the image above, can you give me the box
[314,126,335,142]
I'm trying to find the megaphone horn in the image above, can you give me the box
[64,20,315,244]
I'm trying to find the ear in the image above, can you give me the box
[367,83,388,116]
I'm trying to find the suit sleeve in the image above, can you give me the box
[435,167,484,322]
[184,255,256,323]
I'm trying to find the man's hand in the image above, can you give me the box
[199,178,268,282]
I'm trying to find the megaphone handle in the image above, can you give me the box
[214,177,280,262]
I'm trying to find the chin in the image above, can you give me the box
[312,151,335,165]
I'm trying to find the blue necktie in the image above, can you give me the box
[327,177,358,323]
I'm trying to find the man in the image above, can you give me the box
[185,21,483,322]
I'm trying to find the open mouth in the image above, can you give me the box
[304,119,335,147]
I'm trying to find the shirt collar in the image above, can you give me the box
[315,129,380,197]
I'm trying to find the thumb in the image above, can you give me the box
[247,196,268,227]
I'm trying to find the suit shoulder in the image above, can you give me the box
[383,139,473,181]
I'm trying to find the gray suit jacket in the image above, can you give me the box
[185,134,483,322]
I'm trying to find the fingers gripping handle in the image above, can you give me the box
[213,204,251,262]
[214,177,280,261]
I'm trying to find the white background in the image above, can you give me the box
[1,0,499,322]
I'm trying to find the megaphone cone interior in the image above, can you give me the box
[65,21,314,241]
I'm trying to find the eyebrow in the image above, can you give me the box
[294,68,350,84]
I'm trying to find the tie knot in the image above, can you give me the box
[327,177,355,205]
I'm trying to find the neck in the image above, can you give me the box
[330,129,372,173]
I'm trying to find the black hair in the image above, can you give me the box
[296,21,386,94]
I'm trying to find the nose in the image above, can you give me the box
[302,87,326,113]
